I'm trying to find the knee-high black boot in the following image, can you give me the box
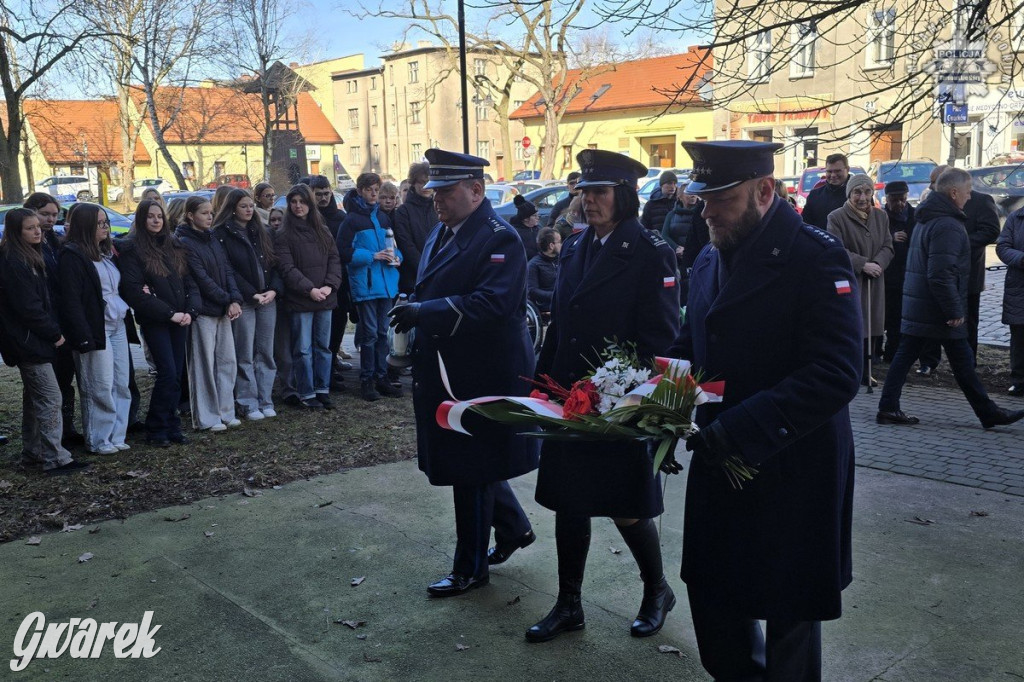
[525,513,590,643]
[617,518,675,637]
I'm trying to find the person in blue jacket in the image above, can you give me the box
[671,140,861,681]
[388,149,539,598]
[338,173,403,401]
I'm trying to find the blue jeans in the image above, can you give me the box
[140,323,187,440]
[290,309,332,399]
[355,298,392,383]
[879,333,997,422]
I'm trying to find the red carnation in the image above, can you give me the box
[563,380,599,420]
[529,389,550,401]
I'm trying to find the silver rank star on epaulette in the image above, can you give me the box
[803,224,837,245]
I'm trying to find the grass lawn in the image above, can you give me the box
[0,366,416,543]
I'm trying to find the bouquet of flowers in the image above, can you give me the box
[435,343,757,488]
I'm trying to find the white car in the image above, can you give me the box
[34,175,95,201]
[109,178,175,202]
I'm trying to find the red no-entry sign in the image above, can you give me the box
[522,136,531,149]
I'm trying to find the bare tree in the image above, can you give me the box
[0,1,106,201]
[592,0,1024,158]
[356,0,613,179]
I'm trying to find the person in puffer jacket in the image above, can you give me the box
[338,173,404,401]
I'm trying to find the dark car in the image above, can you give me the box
[969,164,1024,220]
[493,185,569,225]
[870,160,936,207]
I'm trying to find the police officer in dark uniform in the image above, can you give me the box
[671,141,862,681]
[388,149,539,597]
[527,149,681,643]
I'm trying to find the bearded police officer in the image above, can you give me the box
[388,149,539,597]
[671,141,862,680]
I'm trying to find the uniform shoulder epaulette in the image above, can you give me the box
[801,224,839,248]
[487,216,508,233]
[639,228,666,247]
[564,230,585,248]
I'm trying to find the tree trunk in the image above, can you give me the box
[117,84,137,205]
[143,84,188,189]
[0,104,24,203]
[261,82,273,181]
[20,124,34,190]
[541,104,559,179]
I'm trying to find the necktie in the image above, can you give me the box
[430,226,452,261]
[585,238,602,272]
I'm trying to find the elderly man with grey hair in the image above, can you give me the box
[877,167,1024,429]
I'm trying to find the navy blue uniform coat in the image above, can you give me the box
[535,217,680,518]
[672,199,861,621]
[411,199,539,487]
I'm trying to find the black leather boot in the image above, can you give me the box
[617,518,675,637]
[526,514,590,643]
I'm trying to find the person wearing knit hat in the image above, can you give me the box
[511,194,541,260]
[640,170,678,233]
[827,171,894,387]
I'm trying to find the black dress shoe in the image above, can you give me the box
[0,434,8,446]
[525,594,585,642]
[916,366,935,377]
[488,529,536,565]
[282,395,302,407]
[147,437,172,448]
[1009,385,1022,397]
[300,397,324,409]
[426,573,488,597]
[876,410,920,425]
[861,376,878,387]
[316,393,334,410]
[45,459,90,476]
[981,408,1024,429]
[630,578,675,637]
[169,433,189,444]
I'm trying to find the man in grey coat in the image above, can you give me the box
[877,168,1024,428]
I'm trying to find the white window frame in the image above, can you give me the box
[476,104,489,121]
[408,61,419,83]
[371,105,378,127]
[410,101,422,124]
[476,140,490,159]
[790,22,816,78]
[474,58,487,76]
[514,140,526,161]
[411,143,423,160]
[351,146,361,165]
[866,8,896,68]
[348,108,359,130]
[746,30,772,83]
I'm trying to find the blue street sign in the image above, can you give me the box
[943,103,969,124]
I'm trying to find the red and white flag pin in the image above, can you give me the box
[663,276,676,288]
[835,280,852,295]
[490,253,505,263]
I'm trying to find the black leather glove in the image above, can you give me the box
[659,447,683,475]
[685,421,733,468]
[387,302,420,334]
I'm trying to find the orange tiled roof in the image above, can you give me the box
[510,47,712,120]
[22,99,152,165]
[133,86,343,145]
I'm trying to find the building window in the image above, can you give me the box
[514,140,526,161]
[790,22,816,78]
[389,64,394,84]
[562,145,572,167]
[351,146,361,165]
[411,143,423,160]
[348,80,359,94]
[410,101,422,124]
[370,76,377,90]
[214,161,225,177]
[513,99,525,110]
[474,58,487,76]
[477,140,489,160]
[390,103,397,127]
[866,9,896,68]
[182,161,195,179]
[348,108,359,129]
[373,144,381,166]
[371,105,378,127]
[408,61,419,83]
[746,30,771,83]
[476,104,488,121]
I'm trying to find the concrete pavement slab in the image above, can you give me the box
[3,456,1024,680]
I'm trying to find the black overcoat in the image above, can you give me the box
[410,199,539,487]
[57,243,107,352]
[672,199,861,621]
[534,217,681,518]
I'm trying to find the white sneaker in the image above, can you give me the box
[91,445,119,455]
[226,419,242,428]
[209,423,228,432]
[246,410,265,421]
[115,443,131,451]
[261,408,277,418]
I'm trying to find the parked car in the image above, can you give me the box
[336,174,356,192]
[969,165,1024,219]
[204,174,251,190]
[107,178,177,203]
[794,165,868,212]
[34,175,96,202]
[0,202,132,238]
[493,185,569,225]
[162,190,216,203]
[870,160,936,207]
[512,170,541,182]
[485,183,520,206]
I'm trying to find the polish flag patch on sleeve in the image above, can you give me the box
[663,276,676,288]
[490,253,506,263]
[835,280,852,295]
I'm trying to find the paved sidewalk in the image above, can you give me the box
[980,264,1010,348]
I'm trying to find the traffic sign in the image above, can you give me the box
[943,103,969,124]
[522,136,531,149]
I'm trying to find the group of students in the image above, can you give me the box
[0,172,417,476]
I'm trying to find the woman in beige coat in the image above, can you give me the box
[826,173,894,386]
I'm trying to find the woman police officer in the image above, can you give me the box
[527,149,681,642]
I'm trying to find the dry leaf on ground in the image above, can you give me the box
[969,510,990,517]
[164,513,191,522]
[78,552,94,563]
[26,536,41,545]
[455,643,470,651]
[905,517,936,526]
[351,576,365,586]
[336,619,366,629]
[658,644,686,658]
[609,546,622,554]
